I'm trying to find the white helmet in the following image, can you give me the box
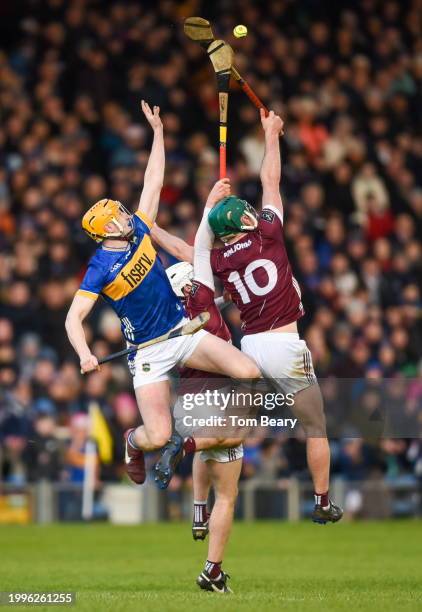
[166,262,194,297]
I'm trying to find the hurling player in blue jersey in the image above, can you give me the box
[65,101,260,485]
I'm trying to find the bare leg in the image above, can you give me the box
[207,458,242,562]
[185,333,260,379]
[307,438,330,493]
[291,384,330,492]
[193,436,243,451]
[193,454,211,501]
[132,381,172,450]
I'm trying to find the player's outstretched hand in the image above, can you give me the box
[80,353,100,374]
[260,108,284,136]
[206,178,231,208]
[141,100,163,132]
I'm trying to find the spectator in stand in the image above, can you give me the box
[24,412,62,482]
[0,0,420,491]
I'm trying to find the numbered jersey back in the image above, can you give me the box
[211,206,304,334]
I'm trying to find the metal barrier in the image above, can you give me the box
[0,477,420,524]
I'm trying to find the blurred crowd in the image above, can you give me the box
[0,0,421,514]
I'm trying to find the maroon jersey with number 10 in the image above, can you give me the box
[210,206,304,334]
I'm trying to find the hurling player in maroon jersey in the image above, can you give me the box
[151,183,247,593]
[168,261,242,593]
[194,110,342,525]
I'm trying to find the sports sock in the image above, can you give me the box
[193,500,207,523]
[183,436,196,454]
[314,491,329,508]
[205,560,222,579]
[127,430,139,450]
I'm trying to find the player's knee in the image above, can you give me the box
[248,364,261,379]
[297,408,326,435]
[237,358,260,379]
[230,484,239,502]
[218,486,238,506]
[147,428,172,449]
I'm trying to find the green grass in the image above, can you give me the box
[0,521,421,611]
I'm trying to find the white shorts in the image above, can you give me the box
[173,391,243,464]
[241,331,316,395]
[200,445,243,463]
[128,318,208,388]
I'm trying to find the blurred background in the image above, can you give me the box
[0,0,421,524]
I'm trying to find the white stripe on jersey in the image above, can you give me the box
[263,205,284,225]
[292,276,302,298]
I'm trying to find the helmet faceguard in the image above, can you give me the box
[208,196,258,239]
[82,199,134,243]
[166,262,194,297]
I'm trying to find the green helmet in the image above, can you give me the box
[208,196,258,238]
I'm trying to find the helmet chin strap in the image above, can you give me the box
[112,217,124,234]
[239,211,258,230]
[102,216,124,239]
[104,216,135,241]
[221,213,257,243]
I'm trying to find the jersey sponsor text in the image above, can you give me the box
[223,239,252,258]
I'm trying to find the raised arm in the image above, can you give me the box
[138,100,164,223]
[150,224,194,263]
[260,109,284,217]
[193,179,231,290]
[65,294,98,373]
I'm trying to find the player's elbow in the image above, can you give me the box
[65,308,78,329]
[260,172,280,188]
[144,172,164,193]
[64,313,74,340]
[153,179,164,193]
[181,244,194,264]
[65,305,84,337]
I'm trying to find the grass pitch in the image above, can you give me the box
[0,521,421,611]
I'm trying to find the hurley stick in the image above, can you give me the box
[184,17,269,116]
[207,40,233,178]
[81,312,210,372]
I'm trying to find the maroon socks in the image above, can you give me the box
[205,560,222,579]
[183,436,196,455]
[194,501,208,523]
[314,491,329,508]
